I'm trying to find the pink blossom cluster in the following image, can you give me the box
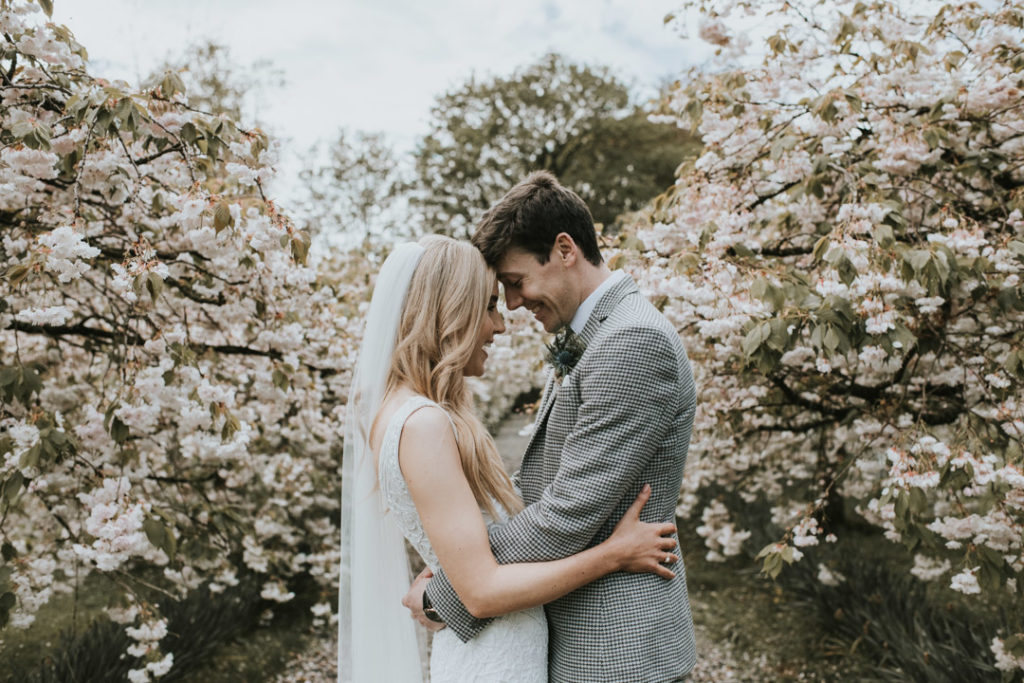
[644,0,1024,669]
[0,2,351,658]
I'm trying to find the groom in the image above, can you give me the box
[404,171,697,682]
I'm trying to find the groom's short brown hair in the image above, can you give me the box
[471,171,603,267]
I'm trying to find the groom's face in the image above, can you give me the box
[496,246,576,333]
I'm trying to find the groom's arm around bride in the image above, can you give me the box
[408,172,698,682]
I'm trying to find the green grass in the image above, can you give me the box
[0,569,322,683]
[678,521,878,680]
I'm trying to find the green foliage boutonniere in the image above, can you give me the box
[545,327,587,381]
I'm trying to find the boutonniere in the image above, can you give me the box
[545,327,587,382]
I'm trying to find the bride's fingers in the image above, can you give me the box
[658,522,677,537]
[650,562,676,579]
[659,537,678,551]
[625,484,652,519]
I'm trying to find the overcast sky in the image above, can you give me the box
[52,0,707,201]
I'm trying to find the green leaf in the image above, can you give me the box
[146,272,163,302]
[110,417,130,444]
[1005,634,1024,658]
[763,553,783,580]
[142,517,170,558]
[0,367,18,387]
[908,487,927,515]
[977,560,1002,593]
[940,465,971,490]
[3,472,24,504]
[0,591,16,629]
[291,235,310,265]
[179,122,198,144]
[873,224,894,248]
[894,490,909,520]
[766,317,790,352]
[132,273,146,299]
[770,135,798,160]
[19,443,41,470]
[6,264,31,286]
[997,287,1023,313]
[20,367,42,397]
[750,278,768,301]
[836,256,857,285]
[1,543,15,563]
[742,322,769,356]
[619,235,645,252]
[1005,350,1023,377]
[732,242,754,258]
[213,201,234,232]
[103,401,120,431]
[907,249,931,272]
[221,411,240,442]
[37,0,53,17]
[823,326,840,351]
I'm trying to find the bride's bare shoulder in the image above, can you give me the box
[402,403,455,443]
[371,390,452,452]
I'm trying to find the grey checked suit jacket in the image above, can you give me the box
[425,275,697,682]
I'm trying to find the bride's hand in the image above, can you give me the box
[606,484,679,579]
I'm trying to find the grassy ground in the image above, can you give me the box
[678,522,877,681]
[0,571,115,677]
[0,569,316,682]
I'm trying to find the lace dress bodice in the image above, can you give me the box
[376,395,548,683]
[378,395,445,570]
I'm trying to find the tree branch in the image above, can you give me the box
[6,320,339,376]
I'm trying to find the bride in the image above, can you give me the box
[339,235,679,682]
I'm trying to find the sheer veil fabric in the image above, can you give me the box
[338,243,428,682]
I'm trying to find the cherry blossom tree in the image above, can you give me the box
[0,2,349,677]
[610,0,1023,671]
[0,7,551,678]
[414,53,697,237]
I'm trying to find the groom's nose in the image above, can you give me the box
[505,289,523,310]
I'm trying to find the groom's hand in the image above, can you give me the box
[403,567,446,631]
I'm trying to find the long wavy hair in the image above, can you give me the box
[382,235,522,518]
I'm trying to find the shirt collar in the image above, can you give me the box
[569,270,626,334]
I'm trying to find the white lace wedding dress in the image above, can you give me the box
[378,395,548,683]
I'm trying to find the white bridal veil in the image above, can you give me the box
[339,242,427,682]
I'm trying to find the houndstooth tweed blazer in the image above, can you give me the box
[425,275,697,683]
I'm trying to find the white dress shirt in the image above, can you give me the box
[569,270,627,334]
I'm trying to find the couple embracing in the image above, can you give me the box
[339,172,697,682]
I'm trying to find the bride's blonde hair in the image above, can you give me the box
[384,234,522,518]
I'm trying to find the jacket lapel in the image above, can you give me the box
[579,274,639,346]
[523,369,557,457]
[521,275,639,466]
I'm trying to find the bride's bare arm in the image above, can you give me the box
[399,407,677,619]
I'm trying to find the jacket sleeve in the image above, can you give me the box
[425,325,683,641]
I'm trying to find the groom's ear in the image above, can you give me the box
[553,233,577,267]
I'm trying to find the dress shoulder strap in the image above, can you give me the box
[390,395,458,444]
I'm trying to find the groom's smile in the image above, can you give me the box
[496,245,579,333]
